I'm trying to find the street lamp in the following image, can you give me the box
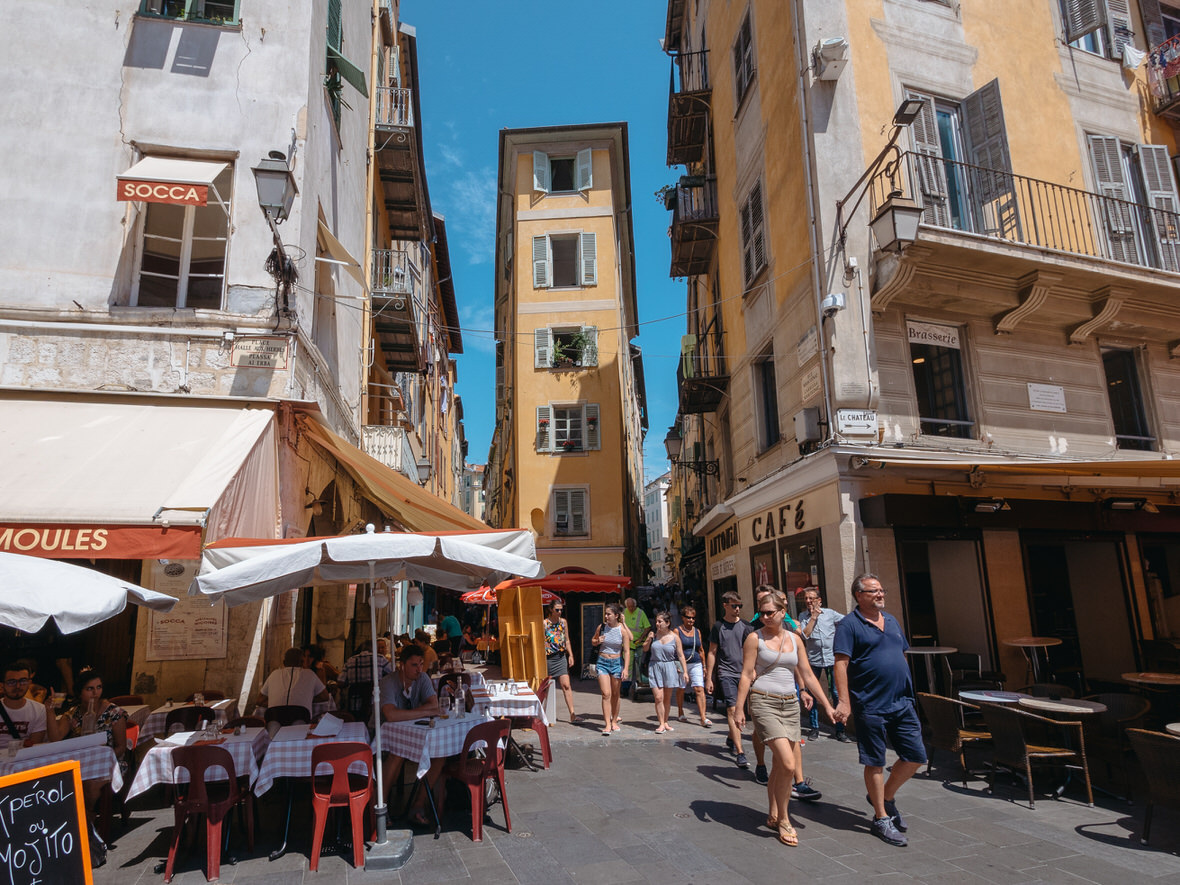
[251,151,298,223]
[415,457,432,486]
[663,426,719,477]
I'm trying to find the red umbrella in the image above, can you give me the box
[461,585,560,605]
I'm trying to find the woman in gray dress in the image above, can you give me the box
[643,611,689,734]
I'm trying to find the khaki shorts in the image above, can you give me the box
[748,689,801,744]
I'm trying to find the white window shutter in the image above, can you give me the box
[576,148,593,190]
[1138,143,1180,272]
[585,403,601,449]
[534,328,551,368]
[553,488,570,533]
[905,90,951,229]
[532,235,550,288]
[1106,0,1133,59]
[570,489,588,535]
[536,404,553,452]
[582,325,599,366]
[1088,135,1139,264]
[1063,0,1105,43]
[533,152,550,194]
[579,232,597,286]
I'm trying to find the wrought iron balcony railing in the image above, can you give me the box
[375,86,414,129]
[677,332,729,414]
[669,176,719,277]
[1149,33,1180,119]
[667,49,710,166]
[371,249,413,295]
[872,150,1180,274]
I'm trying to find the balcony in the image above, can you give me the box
[361,423,415,476]
[1149,35,1180,120]
[667,50,710,166]
[669,176,719,277]
[374,86,430,242]
[377,0,395,44]
[677,333,729,414]
[371,249,426,373]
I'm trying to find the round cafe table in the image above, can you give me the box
[1018,696,1106,717]
[1002,636,1062,683]
[1122,671,1180,688]
[904,646,957,695]
[1165,723,1180,736]
[959,689,1029,705]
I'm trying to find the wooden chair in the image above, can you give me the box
[164,745,253,882]
[916,692,991,786]
[165,705,217,735]
[509,677,552,769]
[309,741,373,870]
[443,718,511,842]
[1127,728,1180,844]
[980,703,1093,809]
[109,694,144,707]
[264,704,311,726]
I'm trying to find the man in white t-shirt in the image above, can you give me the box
[1,661,47,745]
[255,647,328,715]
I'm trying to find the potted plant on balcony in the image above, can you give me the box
[561,439,579,452]
[655,183,678,210]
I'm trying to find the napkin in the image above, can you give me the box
[16,732,107,759]
[160,731,201,747]
[310,713,343,737]
[271,725,310,742]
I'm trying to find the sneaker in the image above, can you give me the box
[866,795,907,832]
[754,764,769,785]
[807,727,821,741]
[735,752,750,769]
[871,815,908,847]
[835,730,851,743]
[791,779,822,802]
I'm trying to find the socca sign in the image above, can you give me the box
[117,180,208,206]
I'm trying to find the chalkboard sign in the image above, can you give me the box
[0,759,92,885]
[579,602,604,679]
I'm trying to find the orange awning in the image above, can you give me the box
[495,573,631,595]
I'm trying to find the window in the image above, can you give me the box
[133,164,231,309]
[552,487,589,537]
[739,181,766,284]
[533,326,599,368]
[1060,0,1132,59]
[535,403,601,452]
[139,0,239,25]
[752,349,780,451]
[1103,348,1154,450]
[531,232,597,288]
[1088,136,1180,271]
[732,12,756,104]
[907,320,973,438]
[532,150,593,194]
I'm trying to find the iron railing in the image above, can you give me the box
[1148,33,1180,115]
[375,86,413,128]
[873,150,1180,274]
[672,176,719,226]
[371,249,413,295]
[361,424,414,474]
[670,49,709,95]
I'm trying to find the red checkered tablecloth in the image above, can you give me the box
[140,698,238,740]
[0,744,124,792]
[253,721,371,795]
[376,713,489,779]
[126,727,269,800]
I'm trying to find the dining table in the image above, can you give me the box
[1166,723,1180,736]
[125,726,269,800]
[904,646,957,695]
[139,697,239,740]
[121,703,152,728]
[1017,696,1107,717]
[958,689,1030,705]
[1002,637,1062,683]
[1,735,124,791]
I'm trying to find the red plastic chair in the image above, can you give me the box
[443,718,512,842]
[309,741,374,871]
[509,677,552,769]
[164,745,253,883]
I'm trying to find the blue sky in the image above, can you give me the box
[402,0,683,484]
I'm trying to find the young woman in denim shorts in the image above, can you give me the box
[591,603,632,736]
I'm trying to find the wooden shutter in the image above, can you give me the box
[576,148,593,191]
[495,364,504,403]
[1088,135,1139,264]
[533,152,550,193]
[579,232,597,286]
[532,235,550,288]
[1138,143,1180,272]
[907,90,951,228]
[1139,0,1168,48]
[581,326,599,366]
[536,405,553,452]
[569,489,588,535]
[961,79,1021,237]
[534,328,551,368]
[553,488,570,534]
[1062,0,1105,43]
[1106,0,1133,59]
[327,0,342,51]
[585,403,601,449]
[740,183,765,283]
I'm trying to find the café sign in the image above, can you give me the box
[117,179,209,206]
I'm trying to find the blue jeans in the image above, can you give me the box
[804,665,843,732]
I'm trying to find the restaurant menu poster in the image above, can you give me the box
[145,559,228,661]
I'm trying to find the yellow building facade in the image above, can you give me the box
[665,0,1180,686]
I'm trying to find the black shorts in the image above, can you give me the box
[716,673,741,709]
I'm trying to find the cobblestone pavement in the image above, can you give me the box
[93,677,1180,884]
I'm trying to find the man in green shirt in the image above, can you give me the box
[621,597,651,695]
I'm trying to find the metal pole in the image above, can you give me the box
[369,559,388,844]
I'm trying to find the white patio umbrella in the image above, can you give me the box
[189,525,543,859]
[0,550,177,634]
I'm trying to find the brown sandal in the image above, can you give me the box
[777,823,798,846]
[766,815,779,830]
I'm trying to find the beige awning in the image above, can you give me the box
[850,449,1180,485]
[317,220,367,290]
[117,157,229,207]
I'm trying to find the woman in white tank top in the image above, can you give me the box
[735,590,836,848]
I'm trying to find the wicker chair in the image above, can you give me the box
[1019,683,1076,699]
[1084,694,1150,794]
[916,692,991,786]
[980,703,1093,808]
[1127,728,1180,844]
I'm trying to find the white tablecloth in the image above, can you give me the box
[0,744,123,792]
[253,721,371,796]
[126,727,269,800]
[471,686,548,725]
[140,698,238,740]
[376,713,488,780]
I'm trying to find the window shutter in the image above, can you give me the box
[1137,143,1180,272]
[1088,135,1139,264]
[532,235,550,288]
[553,488,570,533]
[1106,0,1133,59]
[495,364,504,403]
[533,152,550,194]
[1062,0,1105,43]
[962,79,1014,196]
[536,405,553,452]
[582,326,599,366]
[327,0,342,51]
[534,328,551,368]
[741,183,765,283]
[907,91,952,228]
[576,148,593,191]
[569,489,588,535]
[585,403,601,449]
[580,232,597,286]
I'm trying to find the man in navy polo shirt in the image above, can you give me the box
[833,573,925,847]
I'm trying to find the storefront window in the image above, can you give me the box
[1141,538,1180,642]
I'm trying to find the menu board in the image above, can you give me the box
[145,560,228,661]
[0,759,92,884]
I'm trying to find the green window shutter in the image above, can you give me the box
[582,325,598,366]
[533,152,550,193]
[576,148,593,191]
[327,46,369,97]
[532,235,550,288]
[585,403,601,449]
[580,231,597,286]
[327,0,342,51]
[536,405,553,452]
[534,328,551,368]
